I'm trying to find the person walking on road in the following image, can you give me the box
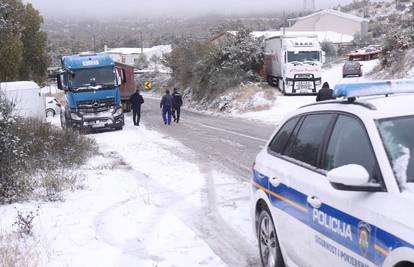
[172,88,183,123]
[129,89,145,126]
[316,82,335,102]
[160,89,174,125]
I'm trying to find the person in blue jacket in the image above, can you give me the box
[160,89,174,125]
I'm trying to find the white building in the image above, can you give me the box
[287,9,369,37]
[103,45,172,67]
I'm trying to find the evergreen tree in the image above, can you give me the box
[0,0,24,81]
[0,0,48,84]
[19,3,48,84]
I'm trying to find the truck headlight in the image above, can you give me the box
[70,112,82,120]
[287,80,293,86]
[315,80,321,85]
[113,107,123,117]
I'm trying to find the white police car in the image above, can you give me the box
[251,80,414,267]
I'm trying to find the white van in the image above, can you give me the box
[0,81,46,122]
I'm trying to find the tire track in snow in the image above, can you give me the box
[93,149,259,267]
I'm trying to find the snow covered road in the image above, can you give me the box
[237,59,380,124]
[1,112,267,266]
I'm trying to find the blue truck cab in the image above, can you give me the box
[57,52,125,131]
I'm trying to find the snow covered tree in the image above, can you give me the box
[134,53,149,70]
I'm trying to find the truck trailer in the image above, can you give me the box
[115,62,135,112]
[265,34,324,95]
[57,52,125,131]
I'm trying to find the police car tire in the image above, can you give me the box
[258,209,285,267]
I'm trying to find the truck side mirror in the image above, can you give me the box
[57,74,63,90]
[122,69,127,83]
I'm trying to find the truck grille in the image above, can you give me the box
[77,98,115,112]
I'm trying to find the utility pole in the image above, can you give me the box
[139,30,143,54]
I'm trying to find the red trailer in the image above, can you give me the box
[347,48,382,61]
[115,62,135,112]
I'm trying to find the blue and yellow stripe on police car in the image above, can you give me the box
[252,170,413,266]
[253,181,307,213]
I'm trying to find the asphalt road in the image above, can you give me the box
[139,97,276,180]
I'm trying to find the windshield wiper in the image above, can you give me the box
[71,85,103,91]
[289,61,303,66]
[303,61,317,66]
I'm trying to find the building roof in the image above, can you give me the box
[105,45,172,55]
[251,30,354,44]
[288,9,369,23]
[0,81,40,91]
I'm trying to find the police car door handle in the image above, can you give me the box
[269,177,281,187]
[307,196,322,209]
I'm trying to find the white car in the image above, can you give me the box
[45,97,62,117]
[251,80,414,267]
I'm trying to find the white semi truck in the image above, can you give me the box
[264,34,325,95]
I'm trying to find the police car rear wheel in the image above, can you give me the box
[258,210,284,267]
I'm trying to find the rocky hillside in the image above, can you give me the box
[343,0,414,79]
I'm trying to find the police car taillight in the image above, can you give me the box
[334,79,414,98]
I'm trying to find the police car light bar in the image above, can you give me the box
[333,79,414,98]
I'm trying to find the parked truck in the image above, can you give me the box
[57,52,125,131]
[115,62,135,112]
[264,34,325,95]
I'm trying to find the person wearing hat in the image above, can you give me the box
[316,82,335,102]
[172,88,183,123]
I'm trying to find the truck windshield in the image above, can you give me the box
[287,51,320,63]
[378,116,414,188]
[70,67,115,89]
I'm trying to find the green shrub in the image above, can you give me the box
[0,93,97,203]
[164,28,264,100]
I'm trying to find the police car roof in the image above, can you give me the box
[299,93,414,120]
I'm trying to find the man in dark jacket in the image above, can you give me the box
[129,89,144,126]
[172,88,183,123]
[316,82,335,102]
[160,89,174,125]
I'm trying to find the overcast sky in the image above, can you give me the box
[25,0,355,18]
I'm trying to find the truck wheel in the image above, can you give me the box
[258,209,285,267]
[61,113,71,129]
[267,76,274,87]
[46,109,55,117]
[60,113,66,128]
[279,79,286,94]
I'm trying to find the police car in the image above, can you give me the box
[251,80,414,267]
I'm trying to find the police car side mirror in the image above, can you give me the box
[327,165,383,192]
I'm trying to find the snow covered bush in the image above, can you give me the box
[0,231,39,267]
[381,30,414,76]
[320,41,337,59]
[0,93,97,203]
[164,28,264,101]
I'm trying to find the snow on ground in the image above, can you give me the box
[234,59,380,124]
[0,115,255,266]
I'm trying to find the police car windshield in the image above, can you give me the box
[287,51,320,63]
[70,67,115,90]
[378,116,414,186]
